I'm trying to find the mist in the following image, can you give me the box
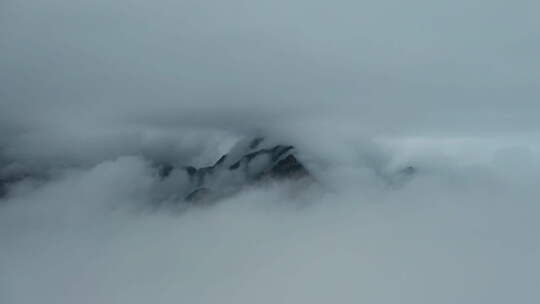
[1,0,540,303]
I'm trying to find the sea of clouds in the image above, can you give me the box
[1,0,539,303]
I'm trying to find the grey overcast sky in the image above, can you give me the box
[1,0,539,137]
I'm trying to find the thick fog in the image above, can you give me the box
[1,0,540,303]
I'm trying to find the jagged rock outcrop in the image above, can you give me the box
[156,137,312,204]
[153,137,420,205]
[0,137,417,205]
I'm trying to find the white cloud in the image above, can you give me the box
[1,0,539,303]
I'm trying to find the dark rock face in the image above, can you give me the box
[154,137,419,205]
[263,154,309,180]
[157,163,174,179]
[157,137,312,204]
[0,137,417,206]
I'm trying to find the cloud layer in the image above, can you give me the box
[1,0,540,303]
